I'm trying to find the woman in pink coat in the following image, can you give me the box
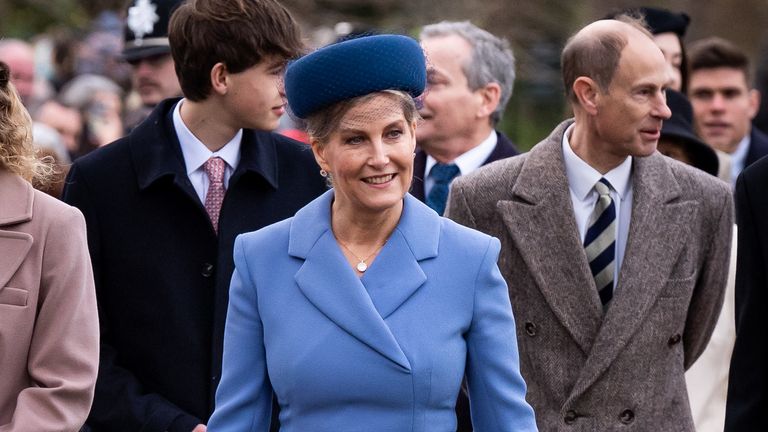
[0,61,99,431]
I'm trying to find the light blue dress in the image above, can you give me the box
[207,191,537,431]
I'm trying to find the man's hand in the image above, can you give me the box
[192,425,207,432]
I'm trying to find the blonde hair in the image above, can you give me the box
[0,61,52,185]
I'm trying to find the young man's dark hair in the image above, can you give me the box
[169,0,303,101]
[688,37,752,83]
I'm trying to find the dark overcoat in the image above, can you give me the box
[725,154,768,431]
[745,126,768,168]
[62,98,327,432]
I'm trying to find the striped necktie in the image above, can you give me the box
[584,178,616,307]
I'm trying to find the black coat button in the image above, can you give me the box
[564,410,577,425]
[201,263,214,278]
[524,322,537,337]
[668,333,682,346]
[619,409,635,424]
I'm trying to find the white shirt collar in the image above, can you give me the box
[173,99,242,174]
[425,130,497,176]
[730,134,751,184]
[562,123,632,200]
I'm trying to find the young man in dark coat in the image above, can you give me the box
[62,1,326,430]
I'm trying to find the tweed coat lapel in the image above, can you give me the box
[568,152,698,400]
[497,121,603,354]
[290,192,437,371]
[0,170,34,288]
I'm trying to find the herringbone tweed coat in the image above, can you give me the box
[447,119,733,431]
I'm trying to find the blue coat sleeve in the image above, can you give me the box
[466,237,538,432]
[207,235,273,432]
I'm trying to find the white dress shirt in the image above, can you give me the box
[172,99,242,203]
[562,124,633,287]
[424,130,497,196]
[729,135,750,189]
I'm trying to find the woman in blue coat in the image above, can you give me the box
[207,34,536,432]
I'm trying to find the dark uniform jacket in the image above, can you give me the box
[63,98,327,432]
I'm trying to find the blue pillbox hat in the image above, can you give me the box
[285,34,426,119]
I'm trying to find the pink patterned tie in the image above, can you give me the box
[204,157,226,233]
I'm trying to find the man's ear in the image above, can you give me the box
[748,88,761,119]
[210,62,229,96]
[476,82,502,119]
[573,76,600,115]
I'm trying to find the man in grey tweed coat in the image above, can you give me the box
[447,17,732,431]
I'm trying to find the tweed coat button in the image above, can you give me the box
[668,333,682,346]
[524,322,537,337]
[201,262,214,278]
[619,409,635,424]
[564,409,578,425]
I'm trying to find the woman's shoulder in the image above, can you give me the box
[402,194,498,257]
[438,215,497,250]
[236,216,293,248]
[29,187,85,231]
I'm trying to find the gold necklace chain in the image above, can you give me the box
[335,237,386,272]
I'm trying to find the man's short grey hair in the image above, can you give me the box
[420,21,515,126]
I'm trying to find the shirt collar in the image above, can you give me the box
[730,134,751,168]
[173,99,243,174]
[562,123,633,200]
[425,130,497,176]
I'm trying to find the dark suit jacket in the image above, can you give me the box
[725,155,768,431]
[746,127,768,168]
[62,98,327,432]
[411,130,518,202]
[448,119,733,430]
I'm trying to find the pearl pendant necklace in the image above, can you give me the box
[336,238,385,273]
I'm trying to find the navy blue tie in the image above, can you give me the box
[426,163,460,216]
[584,178,616,307]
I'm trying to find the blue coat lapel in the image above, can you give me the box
[289,192,439,371]
[360,194,436,319]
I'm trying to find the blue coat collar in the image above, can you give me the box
[288,190,441,371]
[288,190,440,261]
